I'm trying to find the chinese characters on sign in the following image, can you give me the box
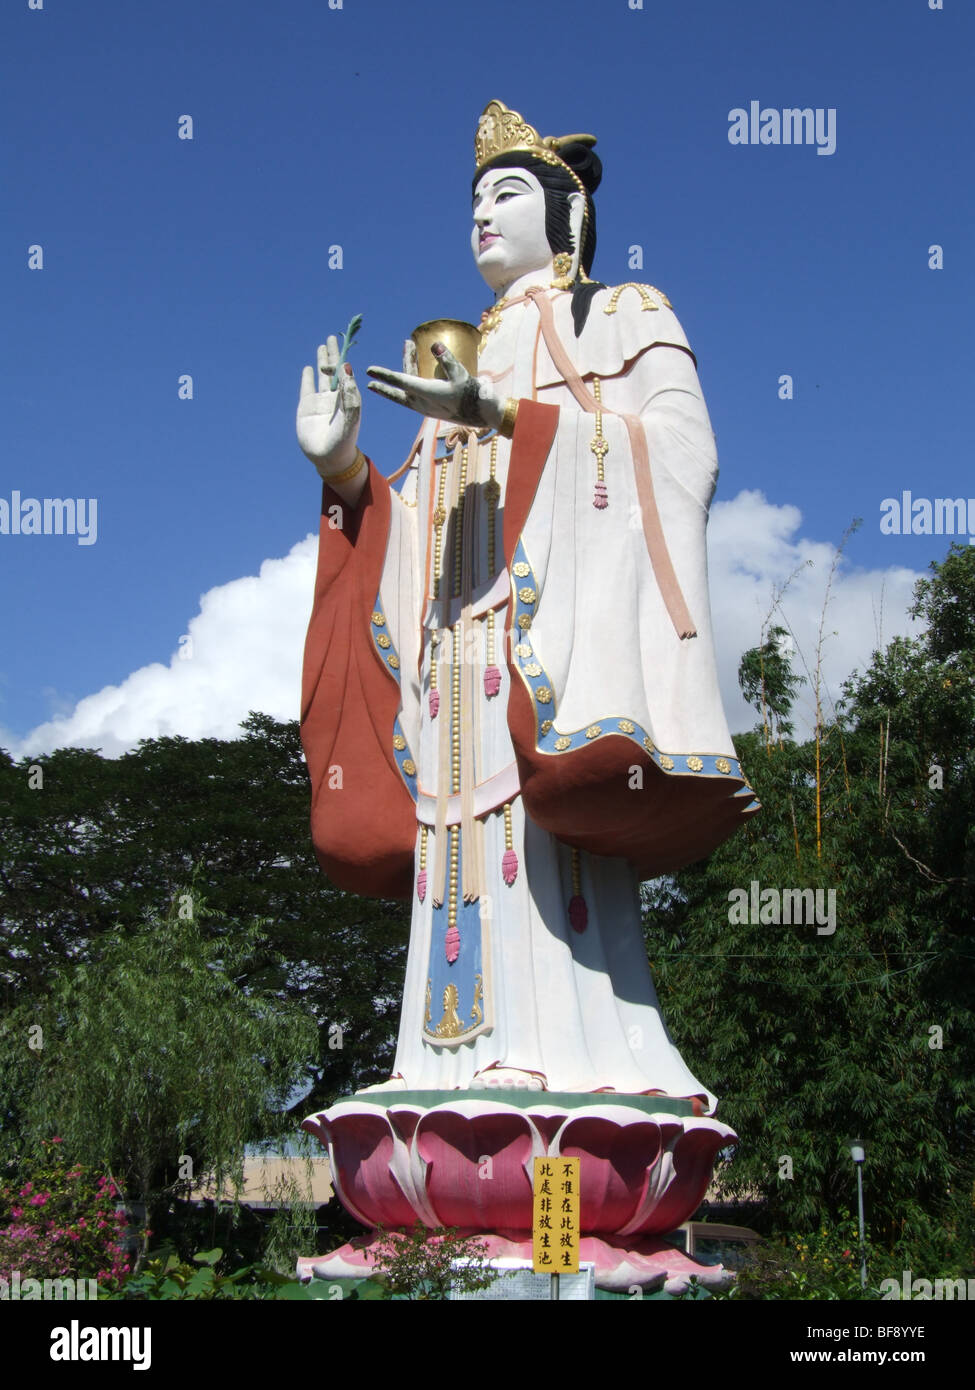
[532,1157,580,1275]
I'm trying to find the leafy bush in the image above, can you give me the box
[366,1223,496,1300]
[0,1137,130,1289]
[109,1245,324,1300]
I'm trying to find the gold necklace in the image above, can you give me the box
[480,281,565,343]
[478,296,512,340]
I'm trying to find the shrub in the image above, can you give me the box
[366,1223,496,1300]
[0,1138,131,1290]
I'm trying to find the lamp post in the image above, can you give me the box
[850,1141,866,1290]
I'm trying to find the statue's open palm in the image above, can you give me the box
[297,335,361,477]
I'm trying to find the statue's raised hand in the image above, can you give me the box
[367,343,504,431]
[297,335,361,478]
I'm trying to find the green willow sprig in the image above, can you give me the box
[330,314,363,390]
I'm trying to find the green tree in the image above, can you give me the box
[0,886,316,1265]
[647,544,975,1259]
[0,714,409,1109]
[738,623,806,749]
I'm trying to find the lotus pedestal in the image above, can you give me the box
[299,1090,736,1294]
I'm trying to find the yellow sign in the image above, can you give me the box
[532,1157,580,1275]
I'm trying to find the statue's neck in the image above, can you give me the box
[493,263,556,301]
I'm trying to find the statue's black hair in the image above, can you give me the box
[473,145,606,337]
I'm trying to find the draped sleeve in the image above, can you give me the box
[500,285,759,878]
[300,460,421,898]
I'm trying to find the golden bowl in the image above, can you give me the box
[411,319,481,379]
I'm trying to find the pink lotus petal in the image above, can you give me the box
[593,481,608,509]
[429,689,440,718]
[501,848,519,885]
[569,894,588,932]
[483,665,501,697]
[445,925,460,963]
[416,868,427,902]
[301,1099,737,1254]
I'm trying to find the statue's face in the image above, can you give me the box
[472,167,551,293]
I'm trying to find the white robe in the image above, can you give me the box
[360,284,755,1111]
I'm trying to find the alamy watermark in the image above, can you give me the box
[880,1269,975,1300]
[0,492,98,545]
[728,880,837,935]
[728,102,836,156]
[50,1319,151,1370]
[880,491,975,541]
[1,1269,98,1300]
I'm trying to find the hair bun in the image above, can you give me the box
[558,142,602,196]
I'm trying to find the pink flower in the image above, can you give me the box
[10,1206,23,1218]
[29,1194,48,1207]
[50,1137,63,1144]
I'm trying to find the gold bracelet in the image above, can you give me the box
[498,397,519,439]
[323,448,366,485]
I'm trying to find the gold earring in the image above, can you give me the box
[551,252,574,290]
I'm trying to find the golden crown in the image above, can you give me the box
[474,99,597,183]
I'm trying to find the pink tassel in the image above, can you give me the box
[417,869,427,902]
[501,848,519,885]
[593,481,608,509]
[568,894,588,933]
[484,665,501,698]
[445,925,460,963]
[429,689,440,718]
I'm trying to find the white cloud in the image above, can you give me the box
[709,490,923,737]
[11,493,924,758]
[16,537,318,759]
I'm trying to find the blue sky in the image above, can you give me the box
[2,0,971,755]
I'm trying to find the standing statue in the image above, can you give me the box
[296,101,757,1290]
